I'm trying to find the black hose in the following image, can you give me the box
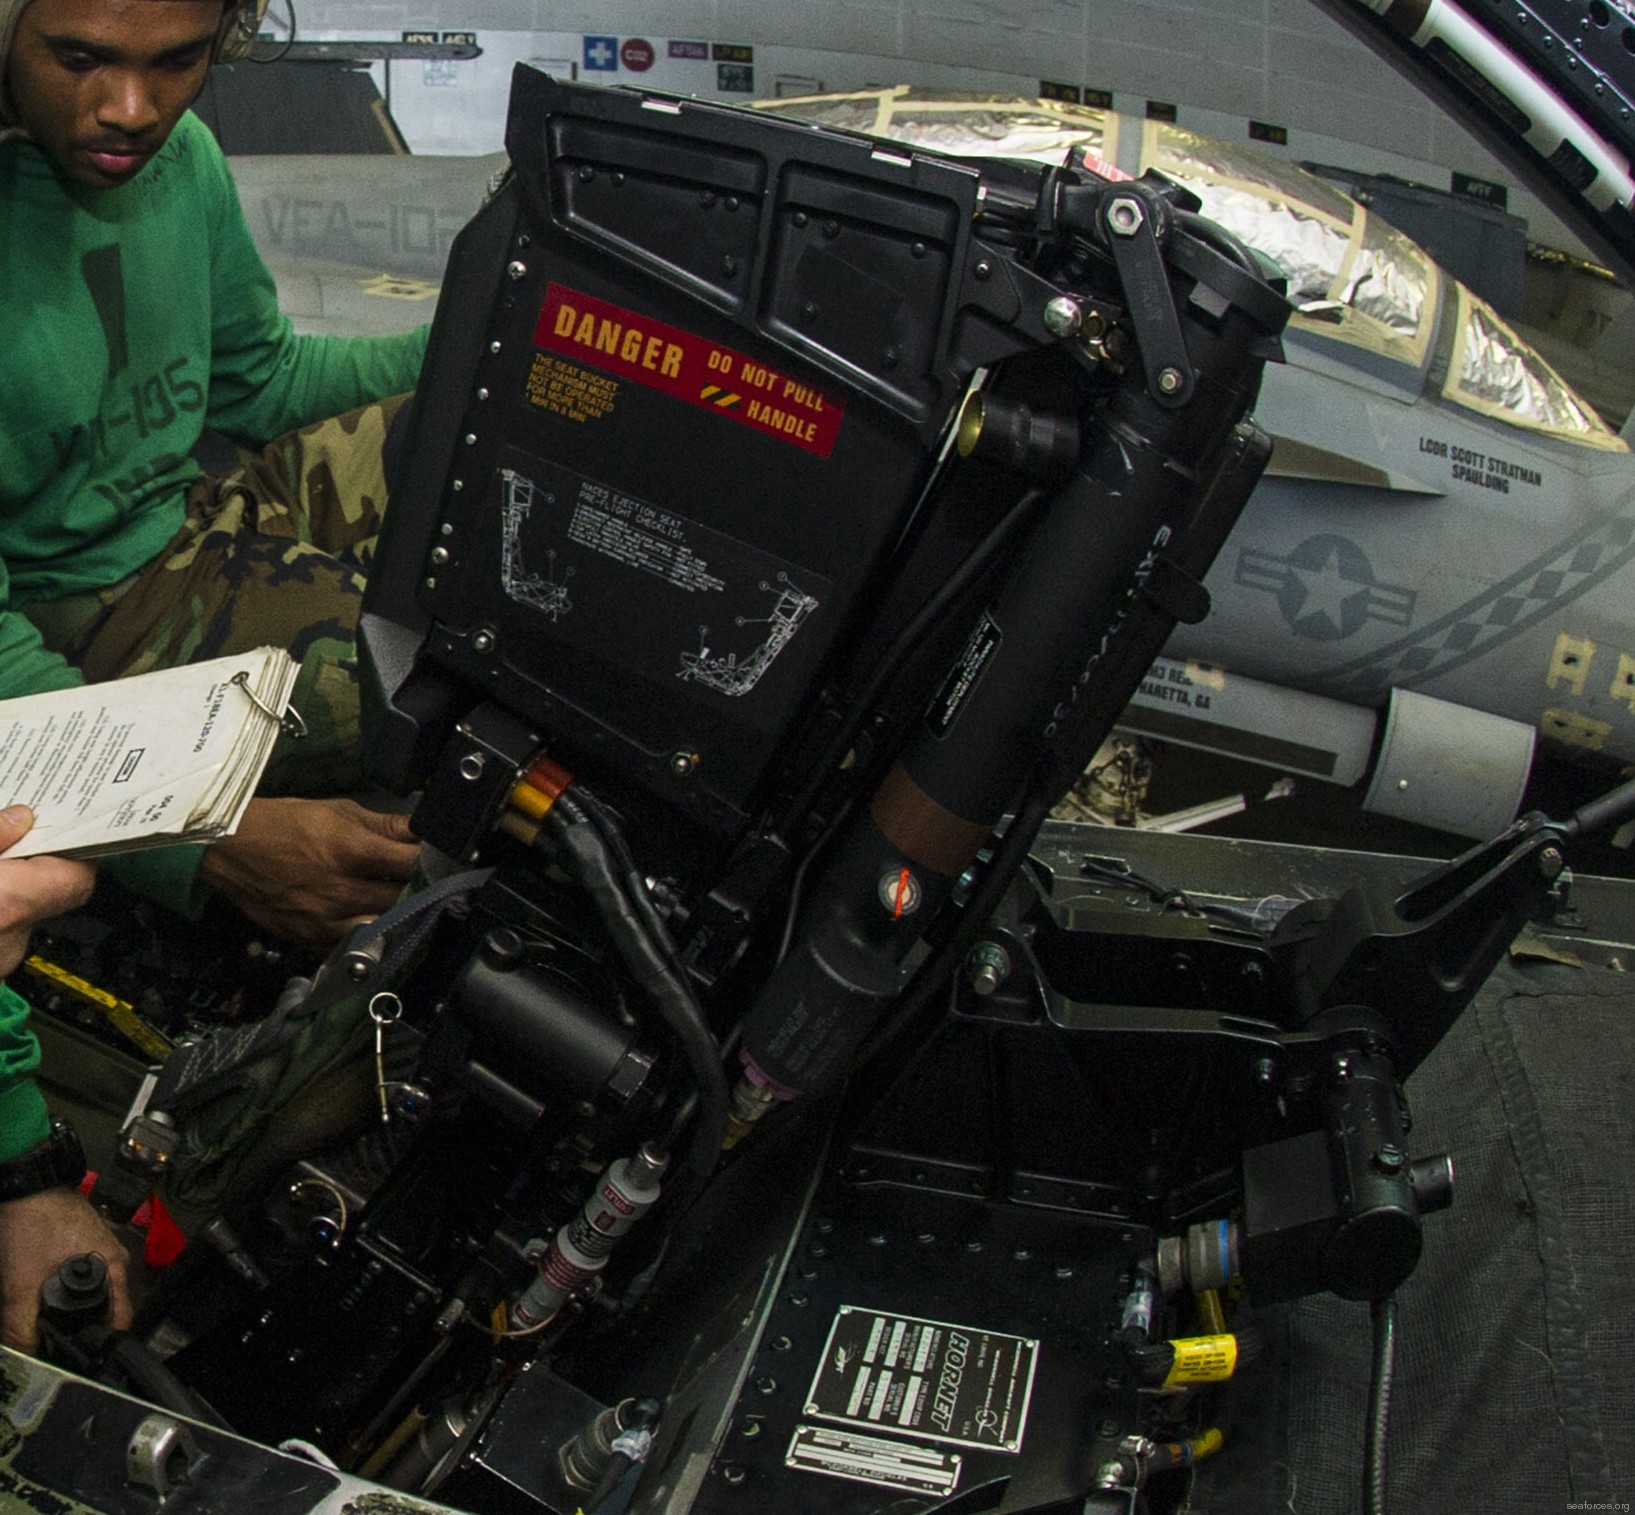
[544,803,728,1189]
[774,795,857,966]
[584,1396,662,1513]
[570,786,695,989]
[776,485,1049,844]
[1565,774,1635,840]
[1364,1295,1397,1515]
[1175,210,1263,280]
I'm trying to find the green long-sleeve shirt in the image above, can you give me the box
[0,111,429,1160]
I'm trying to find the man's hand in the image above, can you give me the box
[0,806,96,977]
[198,797,418,949]
[0,1187,131,1353]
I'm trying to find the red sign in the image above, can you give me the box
[620,37,654,71]
[535,284,845,458]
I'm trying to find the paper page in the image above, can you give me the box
[0,649,296,858]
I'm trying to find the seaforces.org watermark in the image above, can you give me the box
[1567,1502,1630,1511]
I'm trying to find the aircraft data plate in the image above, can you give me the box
[804,1305,1038,1453]
[786,1424,964,1496]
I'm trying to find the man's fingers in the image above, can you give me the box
[105,1258,133,1332]
[328,879,408,921]
[8,858,96,918]
[362,807,416,845]
[354,840,419,882]
[331,807,419,879]
[0,805,34,855]
[0,1298,35,1354]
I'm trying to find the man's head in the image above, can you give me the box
[0,0,263,186]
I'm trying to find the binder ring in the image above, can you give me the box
[230,668,307,739]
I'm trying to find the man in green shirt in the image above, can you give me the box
[0,0,433,1347]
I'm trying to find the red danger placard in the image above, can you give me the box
[534,283,844,458]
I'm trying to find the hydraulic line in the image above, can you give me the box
[542,798,728,1189]
[774,485,1049,847]
[1364,1295,1398,1515]
[1144,1426,1224,1473]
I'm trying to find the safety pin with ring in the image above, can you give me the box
[369,992,404,1124]
[230,669,308,739]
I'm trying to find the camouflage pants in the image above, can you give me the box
[24,395,411,797]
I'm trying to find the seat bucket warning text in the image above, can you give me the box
[534,283,844,457]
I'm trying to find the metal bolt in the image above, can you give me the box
[787,1292,809,1307]
[506,260,527,280]
[966,940,1012,996]
[966,1239,984,1253]
[489,340,502,353]
[670,752,695,777]
[1157,366,1185,395]
[460,753,486,781]
[1397,777,1410,791]
[1107,196,1145,236]
[430,546,450,566]
[792,210,808,227]
[721,255,739,277]
[822,219,839,239]
[1538,845,1566,881]
[463,433,477,446]
[974,260,993,281]
[452,479,464,491]
[770,1335,793,1352]
[720,1462,747,1485]
[867,1232,887,1247]
[424,577,437,590]
[754,1376,778,1395]
[1044,295,1083,338]
[741,1420,763,1440]
[1373,1144,1407,1174]
[440,522,454,536]
[473,630,495,653]
[911,240,927,259]
[1055,1265,1074,1280]
[476,387,490,401]
[577,165,595,182]
[1254,1057,1276,1084]
[800,301,818,321]
[1095,1459,1128,1490]
[347,959,371,981]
